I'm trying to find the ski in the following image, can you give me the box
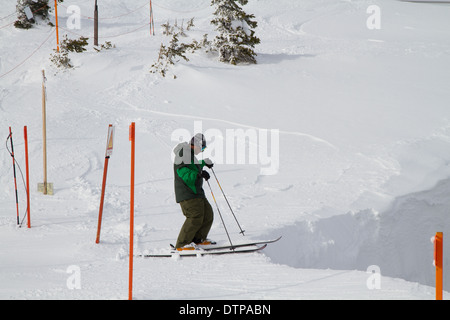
[198,236,282,251]
[168,236,281,251]
[138,244,267,258]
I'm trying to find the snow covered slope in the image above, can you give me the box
[1,0,450,300]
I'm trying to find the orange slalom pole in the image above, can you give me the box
[24,126,31,228]
[435,232,443,300]
[129,122,136,300]
[54,0,60,52]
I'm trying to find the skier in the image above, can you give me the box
[173,133,214,250]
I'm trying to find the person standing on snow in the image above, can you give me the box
[173,133,214,250]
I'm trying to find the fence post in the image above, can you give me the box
[24,126,31,228]
[129,122,136,300]
[149,0,155,35]
[39,70,53,195]
[94,0,98,46]
[41,69,48,194]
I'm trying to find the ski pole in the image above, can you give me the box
[210,167,245,235]
[206,179,234,249]
[7,127,20,225]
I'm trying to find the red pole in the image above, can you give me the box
[96,157,109,243]
[129,122,136,300]
[8,127,20,225]
[96,125,114,244]
[435,232,443,300]
[24,126,31,228]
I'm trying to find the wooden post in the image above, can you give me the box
[435,232,443,300]
[38,70,53,195]
[24,126,31,228]
[96,125,114,244]
[54,0,60,52]
[149,0,155,36]
[94,0,98,46]
[129,122,136,300]
[42,69,48,195]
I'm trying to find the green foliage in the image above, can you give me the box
[63,36,89,53]
[50,50,72,69]
[150,19,209,79]
[210,0,260,65]
[93,41,116,53]
[50,35,89,69]
[15,0,64,29]
[151,1,261,79]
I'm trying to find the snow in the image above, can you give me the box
[1,0,450,300]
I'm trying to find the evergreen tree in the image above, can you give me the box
[150,19,207,78]
[210,0,260,65]
[15,0,51,29]
[50,35,89,69]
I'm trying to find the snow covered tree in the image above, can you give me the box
[15,0,51,29]
[150,33,192,78]
[150,19,208,78]
[210,0,260,65]
[50,35,88,69]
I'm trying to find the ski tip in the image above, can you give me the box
[269,236,282,242]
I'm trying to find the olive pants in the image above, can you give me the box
[175,198,214,248]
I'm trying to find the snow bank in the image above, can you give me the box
[264,177,450,291]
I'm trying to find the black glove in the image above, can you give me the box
[201,170,210,181]
[204,158,214,169]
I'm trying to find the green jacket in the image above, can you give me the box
[173,142,207,203]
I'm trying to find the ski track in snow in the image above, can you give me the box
[121,99,338,150]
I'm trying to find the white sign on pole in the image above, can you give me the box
[24,7,34,20]
[105,125,114,157]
